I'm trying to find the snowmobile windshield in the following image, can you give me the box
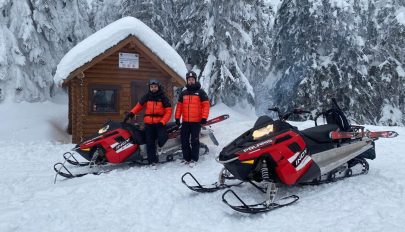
[252,124,274,140]
[98,121,122,134]
[98,124,110,134]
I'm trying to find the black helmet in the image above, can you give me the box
[148,79,160,86]
[186,71,197,81]
[148,79,161,92]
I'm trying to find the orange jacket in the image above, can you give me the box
[175,84,210,123]
[130,91,172,125]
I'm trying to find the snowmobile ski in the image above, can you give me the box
[63,152,93,166]
[171,114,229,132]
[53,161,141,182]
[208,132,219,146]
[55,154,180,183]
[181,169,243,193]
[203,114,229,127]
[330,130,398,140]
[53,162,103,180]
[222,189,299,214]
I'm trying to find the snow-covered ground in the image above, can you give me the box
[0,99,404,232]
[0,93,70,143]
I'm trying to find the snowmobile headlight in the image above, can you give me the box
[98,125,109,134]
[252,125,274,140]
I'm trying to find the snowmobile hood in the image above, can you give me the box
[78,121,141,147]
[218,119,296,162]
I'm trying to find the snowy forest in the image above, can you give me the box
[1,0,404,125]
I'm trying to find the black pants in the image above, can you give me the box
[144,124,168,164]
[181,122,202,162]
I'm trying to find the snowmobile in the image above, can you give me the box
[54,114,229,183]
[182,99,398,214]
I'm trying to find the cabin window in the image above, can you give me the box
[89,85,119,113]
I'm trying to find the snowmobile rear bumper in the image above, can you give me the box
[358,141,376,160]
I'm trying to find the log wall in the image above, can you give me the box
[69,42,177,143]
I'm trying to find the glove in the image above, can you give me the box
[175,119,181,126]
[123,112,135,122]
[201,118,207,125]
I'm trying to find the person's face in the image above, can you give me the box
[149,84,159,93]
[187,77,196,85]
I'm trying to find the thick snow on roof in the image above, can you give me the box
[54,16,187,85]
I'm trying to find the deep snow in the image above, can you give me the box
[0,99,404,232]
[0,93,69,143]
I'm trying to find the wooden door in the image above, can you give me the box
[131,80,148,123]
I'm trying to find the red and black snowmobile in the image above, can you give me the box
[54,114,229,183]
[182,99,398,214]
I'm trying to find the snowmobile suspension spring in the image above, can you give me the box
[89,148,100,167]
[261,160,270,181]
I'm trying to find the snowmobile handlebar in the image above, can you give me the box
[313,98,344,126]
[268,107,310,121]
[331,98,341,111]
[314,111,327,126]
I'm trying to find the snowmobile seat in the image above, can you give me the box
[166,121,176,128]
[301,124,339,144]
[324,109,351,131]
[166,122,179,133]
[124,124,146,145]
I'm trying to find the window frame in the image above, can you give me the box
[88,84,120,114]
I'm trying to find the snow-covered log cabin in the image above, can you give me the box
[54,17,187,143]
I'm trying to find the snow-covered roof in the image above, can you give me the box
[54,16,187,86]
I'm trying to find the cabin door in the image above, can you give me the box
[131,81,148,123]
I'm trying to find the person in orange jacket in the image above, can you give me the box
[175,71,210,164]
[124,79,172,165]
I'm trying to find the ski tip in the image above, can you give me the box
[375,131,399,138]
